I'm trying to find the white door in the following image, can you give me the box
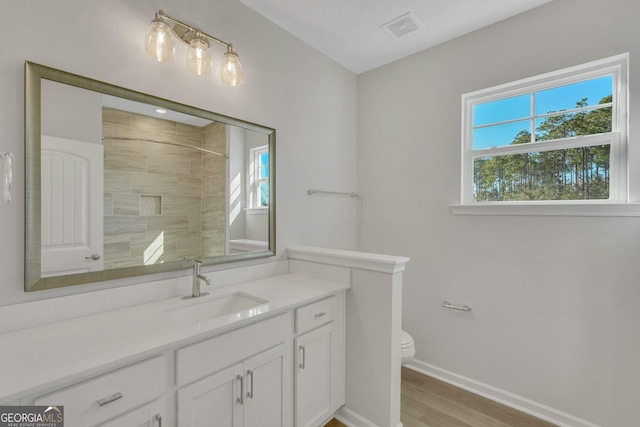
[177,363,244,427]
[41,135,103,276]
[244,345,287,427]
[295,324,334,427]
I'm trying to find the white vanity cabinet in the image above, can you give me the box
[175,313,293,427]
[33,356,166,427]
[177,345,287,427]
[6,283,348,427]
[294,295,345,427]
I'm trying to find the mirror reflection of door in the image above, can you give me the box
[41,135,104,277]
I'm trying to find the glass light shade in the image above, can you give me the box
[145,20,175,62]
[186,39,212,76]
[220,51,244,86]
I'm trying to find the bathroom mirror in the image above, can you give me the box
[25,62,275,291]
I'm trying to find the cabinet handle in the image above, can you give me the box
[314,312,326,318]
[247,369,254,399]
[237,374,244,405]
[154,413,162,427]
[85,253,101,261]
[97,391,122,407]
[299,345,306,370]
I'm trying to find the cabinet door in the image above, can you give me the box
[177,363,244,427]
[244,344,288,427]
[295,323,333,427]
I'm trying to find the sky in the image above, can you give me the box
[472,75,613,150]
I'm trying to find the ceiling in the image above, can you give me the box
[236,0,554,74]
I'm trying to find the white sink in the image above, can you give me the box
[164,292,269,326]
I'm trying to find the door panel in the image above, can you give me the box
[177,363,244,427]
[295,324,333,427]
[41,135,103,276]
[244,345,285,427]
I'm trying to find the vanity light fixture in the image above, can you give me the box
[144,10,244,86]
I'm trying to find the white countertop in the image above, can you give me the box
[0,273,349,402]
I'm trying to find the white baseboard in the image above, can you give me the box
[405,359,601,427]
[335,407,377,427]
[334,406,403,427]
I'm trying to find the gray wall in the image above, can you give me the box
[358,0,640,425]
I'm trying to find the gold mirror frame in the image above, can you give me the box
[24,62,276,291]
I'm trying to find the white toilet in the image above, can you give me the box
[401,329,415,365]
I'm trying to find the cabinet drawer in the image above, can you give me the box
[35,356,165,427]
[296,296,336,335]
[176,313,291,387]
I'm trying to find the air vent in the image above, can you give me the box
[381,12,423,40]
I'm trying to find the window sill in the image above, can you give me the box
[245,208,268,215]
[449,202,640,217]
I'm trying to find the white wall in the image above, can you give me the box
[229,125,246,241]
[0,0,357,305]
[357,0,640,425]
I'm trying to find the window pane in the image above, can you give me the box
[473,145,610,201]
[535,75,613,115]
[473,94,530,127]
[259,182,269,206]
[259,165,269,179]
[535,107,612,141]
[473,120,531,149]
[258,152,269,179]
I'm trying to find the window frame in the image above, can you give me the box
[248,145,269,210]
[459,54,629,210]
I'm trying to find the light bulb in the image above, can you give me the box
[145,20,175,62]
[220,49,244,86]
[186,38,212,76]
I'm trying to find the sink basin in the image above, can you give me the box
[164,292,269,326]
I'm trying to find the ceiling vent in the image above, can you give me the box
[381,12,423,40]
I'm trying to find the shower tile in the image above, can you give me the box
[102,107,131,126]
[131,172,178,195]
[104,171,132,193]
[130,113,177,135]
[177,176,202,197]
[104,216,147,238]
[104,152,148,172]
[104,239,131,263]
[130,234,177,264]
[163,195,201,216]
[113,193,140,216]
[104,193,114,216]
[177,123,204,141]
[146,215,190,237]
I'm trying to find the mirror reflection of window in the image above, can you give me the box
[251,146,269,208]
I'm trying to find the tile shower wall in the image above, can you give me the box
[102,107,226,269]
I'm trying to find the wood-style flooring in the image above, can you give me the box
[325,367,557,427]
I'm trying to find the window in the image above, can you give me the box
[460,54,628,209]
[249,145,269,208]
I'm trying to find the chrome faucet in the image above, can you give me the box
[184,260,211,299]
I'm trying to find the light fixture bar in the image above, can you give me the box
[145,10,244,86]
[157,10,234,51]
